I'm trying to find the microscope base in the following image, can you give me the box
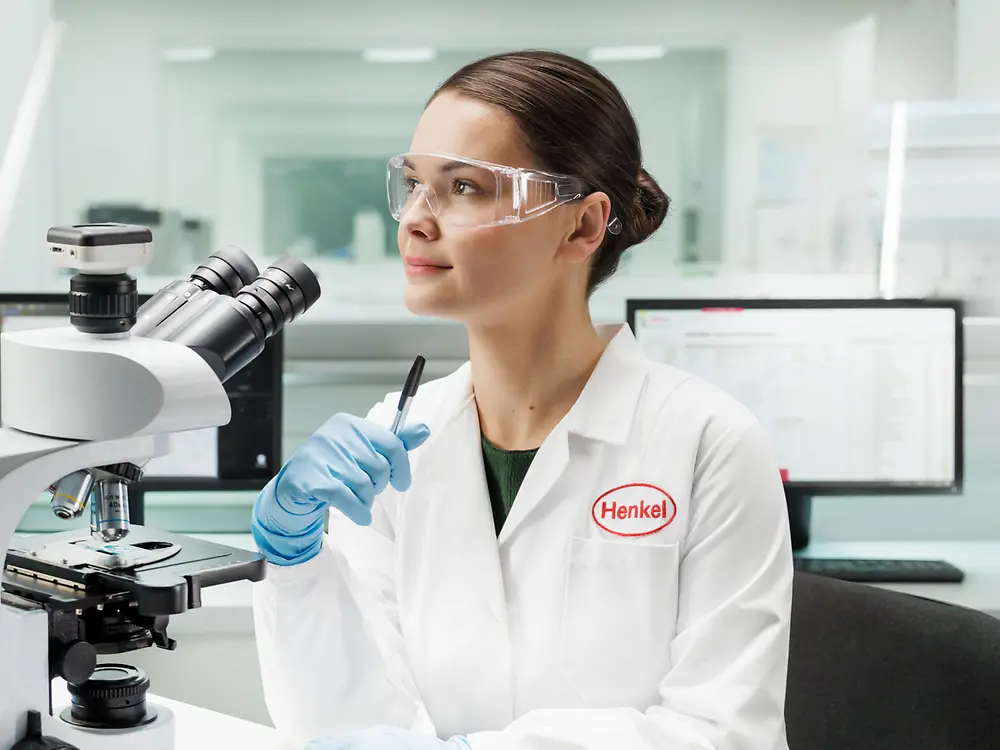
[44,704,175,750]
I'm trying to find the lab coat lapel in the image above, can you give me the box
[495,421,570,547]
[497,325,649,546]
[419,397,508,621]
[410,387,515,726]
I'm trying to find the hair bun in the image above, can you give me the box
[630,167,670,243]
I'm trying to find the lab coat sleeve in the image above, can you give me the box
[465,416,794,750]
[252,402,437,748]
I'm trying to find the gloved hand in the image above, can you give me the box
[251,413,430,566]
[304,726,470,749]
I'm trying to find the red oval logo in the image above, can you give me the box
[591,483,677,537]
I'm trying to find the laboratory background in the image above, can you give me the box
[2,0,999,735]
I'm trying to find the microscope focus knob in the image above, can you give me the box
[51,641,97,685]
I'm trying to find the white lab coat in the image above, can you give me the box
[253,324,793,750]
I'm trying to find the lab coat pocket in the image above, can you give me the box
[561,536,679,704]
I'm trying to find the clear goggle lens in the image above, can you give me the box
[387,152,619,232]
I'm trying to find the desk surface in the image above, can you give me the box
[798,540,1000,618]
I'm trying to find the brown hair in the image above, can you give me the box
[431,49,670,293]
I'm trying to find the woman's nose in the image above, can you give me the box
[400,186,440,239]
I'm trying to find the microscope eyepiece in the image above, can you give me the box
[152,256,321,382]
[230,255,323,337]
[130,245,260,337]
[190,244,260,297]
[256,255,323,316]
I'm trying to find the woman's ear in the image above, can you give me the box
[561,192,612,264]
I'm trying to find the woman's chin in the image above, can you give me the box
[403,285,462,320]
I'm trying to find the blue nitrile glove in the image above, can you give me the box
[251,413,430,566]
[304,726,470,750]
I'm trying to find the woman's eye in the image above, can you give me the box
[452,179,482,196]
[403,176,420,193]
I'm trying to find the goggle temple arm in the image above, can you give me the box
[554,180,624,236]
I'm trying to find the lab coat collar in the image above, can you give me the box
[429,323,649,446]
[563,323,650,445]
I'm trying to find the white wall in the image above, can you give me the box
[873,0,956,101]
[48,4,164,235]
[724,30,857,272]
[956,0,1000,100]
[0,2,43,160]
[0,0,58,290]
[719,0,964,275]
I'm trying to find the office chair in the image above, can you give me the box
[785,571,1000,750]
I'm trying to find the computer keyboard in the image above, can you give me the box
[794,557,966,584]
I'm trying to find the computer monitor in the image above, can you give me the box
[0,294,283,514]
[627,299,963,550]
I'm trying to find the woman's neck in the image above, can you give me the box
[467,294,607,451]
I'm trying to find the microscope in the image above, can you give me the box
[0,224,321,749]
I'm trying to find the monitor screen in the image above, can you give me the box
[0,294,282,485]
[628,300,961,490]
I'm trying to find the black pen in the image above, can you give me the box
[391,355,425,435]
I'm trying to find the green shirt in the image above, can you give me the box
[481,433,538,535]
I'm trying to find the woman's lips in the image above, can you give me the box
[404,256,452,276]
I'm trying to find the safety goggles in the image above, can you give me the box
[387,152,622,234]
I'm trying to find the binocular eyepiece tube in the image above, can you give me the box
[130,245,260,337]
[142,255,321,383]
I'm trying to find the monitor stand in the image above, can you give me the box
[785,488,812,552]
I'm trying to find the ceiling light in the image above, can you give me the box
[362,48,436,63]
[163,47,216,63]
[587,45,666,62]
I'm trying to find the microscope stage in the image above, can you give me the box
[3,527,265,616]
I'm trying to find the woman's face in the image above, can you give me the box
[397,92,601,325]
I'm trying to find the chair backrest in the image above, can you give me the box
[785,571,1000,750]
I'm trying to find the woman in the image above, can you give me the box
[251,50,793,750]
